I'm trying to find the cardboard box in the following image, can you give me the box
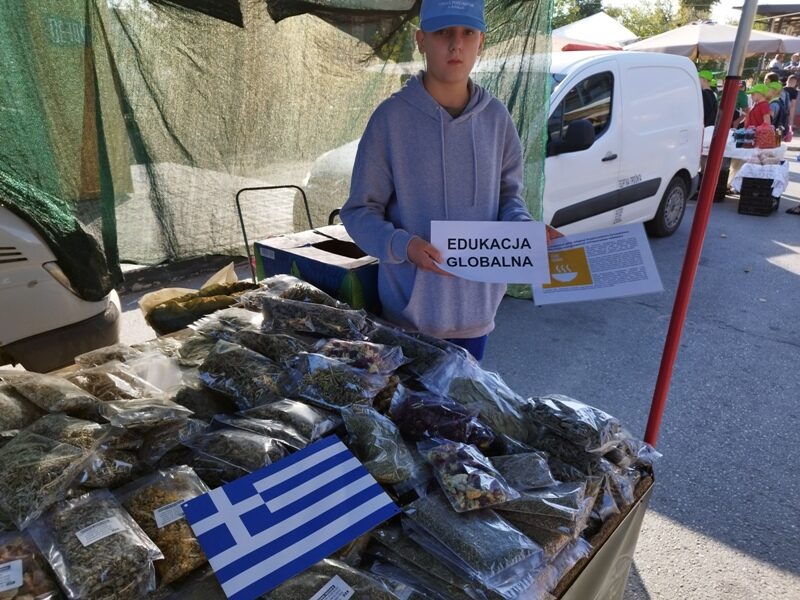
[254,225,380,312]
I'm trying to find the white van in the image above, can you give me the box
[545,51,702,236]
[294,50,703,238]
[0,205,120,372]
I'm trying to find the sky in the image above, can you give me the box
[603,0,743,25]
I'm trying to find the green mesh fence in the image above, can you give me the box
[0,0,551,300]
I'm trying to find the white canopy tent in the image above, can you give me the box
[553,12,638,47]
[624,21,800,58]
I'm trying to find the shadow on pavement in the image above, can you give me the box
[624,563,652,600]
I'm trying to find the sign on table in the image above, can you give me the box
[431,220,550,284]
[532,224,663,305]
[182,436,400,600]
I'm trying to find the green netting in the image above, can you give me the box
[0,0,551,300]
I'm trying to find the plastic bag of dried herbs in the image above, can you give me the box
[262,296,367,339]
[0,431,89,529]
[190,307,263,341]
[313,338,407,374]
[368,561,447,600]
[132,336,183,360]
[211,414,309,451]
[286,353,389,411]
[139,418,208,466]
[74,343,143,367]
[78,448,141,490]
[341,405,417,485]
[546,537,592,594]
[419,439,519,512]
[497,484,594,541]
[153,567,227,600]
[0,383,45,433]
[604,433,661,470]
[239,398,340,440]
[230,329,307,365]
[237,274,348,311]
[389,388,495,449]
[175,333,218,367]
[199,340,288,410]
[261,558,400,600]
[99,398,194,429]
[168,368,237,420]
[184,429,285,487]
[27,489,163,600]
[0,371,101,419]
[117,466,208,586]
[420,360,530,443]
[25,414,107,450]
[499,517,573,560]
[67,361,164,402]
[364,320,448,377]
[0,531,62,600]
[403,492,543,598]
[522,395,623,455]
[490,453,557,491]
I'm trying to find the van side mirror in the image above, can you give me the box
[549,119,596,156]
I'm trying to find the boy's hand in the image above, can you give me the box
[408,237,452,276]
[546,225,564,245]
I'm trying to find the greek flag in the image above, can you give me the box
[182,435,400,600]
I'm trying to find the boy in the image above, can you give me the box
[340,0,535,361]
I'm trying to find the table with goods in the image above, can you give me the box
[0,275,657,600]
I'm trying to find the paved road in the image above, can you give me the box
[118,155,800,599]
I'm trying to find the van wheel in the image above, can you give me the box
[646,176,687,237]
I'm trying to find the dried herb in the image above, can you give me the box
[199,340,288,410]
[0,432,87,529]
[365,321,447,376]
[211,415,309,451]
[191,307,263,341]
[184,429,284,487]
[498,518,572,559]
[169,369,237,420]
[25,414,110,451]
[237,274,347,311]
[262,559,398,600]
[490,453,556,491]
[261,296,366,339]
[404,492,541,582]
[240,399,340,440]
[289,353,388,410]
[0,384,44,432]
[74,343,143,367]
[99,398,194,429]
[341,405,416,485]
[314,339,406,374]
[522,395,622,454]
[0,531,61,600]
[0,371,101,419]
[80,448,140,490]
[26,490,162,600]
[231,329,307,364]
[604,436,661,470]
[139,419,208,466]
[175,334,218,367]
[118,467,208,585]
[67,362,163,402]
[420,440,518,512]
[389,389,495,449]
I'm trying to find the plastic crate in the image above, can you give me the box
[738,177,780,216]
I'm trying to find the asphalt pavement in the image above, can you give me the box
[118,154,800,599]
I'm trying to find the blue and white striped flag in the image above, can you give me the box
[182,435,400,600]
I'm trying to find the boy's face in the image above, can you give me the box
[416,26,485,87]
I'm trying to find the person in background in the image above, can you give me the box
[698,70,718,127]
[769,53,784,71]
[783,74,798,141]
[785,53,800,72]
[745,83,772,127]
[733,79,749,128]
[765,80,787,136]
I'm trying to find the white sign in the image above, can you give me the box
[532,224,663,305]
[75,516,126,547]
[154,499,190,529]
[431,221,549,284]
[0,560,22,593]
[308,575,354,600]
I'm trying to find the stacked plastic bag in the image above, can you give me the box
[0,274,657,599]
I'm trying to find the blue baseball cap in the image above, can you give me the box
[420,0,486,33]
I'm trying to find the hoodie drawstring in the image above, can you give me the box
[471,117,478,207]
[439,109,449,219]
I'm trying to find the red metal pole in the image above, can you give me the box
[645,0,760,447]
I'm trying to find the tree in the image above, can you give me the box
[605,0,676,39]
[553,0,604,29]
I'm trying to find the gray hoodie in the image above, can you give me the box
[340,73,531,339]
